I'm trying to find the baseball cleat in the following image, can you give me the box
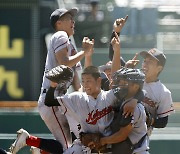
[0,148,12,154]
[9,128,29,154]
[30,146,41,154]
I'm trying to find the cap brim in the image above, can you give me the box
[140,51,159,62]
[64,8,78,17]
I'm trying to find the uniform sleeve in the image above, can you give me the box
[56,92,81,115]
[132,104,146,127]
[106,90,117,106]
[52,31,69,53]
[157,90,174,118]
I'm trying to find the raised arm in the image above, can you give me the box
[84,39,95,68]
[55,37,94,68]
[111,32,121,74]
[109,16,128,66]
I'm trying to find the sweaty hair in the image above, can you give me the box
[82,66,101,79]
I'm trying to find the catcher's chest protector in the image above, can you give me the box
[110,101,134,154]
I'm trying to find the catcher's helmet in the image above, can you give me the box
[112,68,145,89]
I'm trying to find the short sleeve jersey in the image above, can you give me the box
[128,103,148,153]
[142,81,174,119]
[40,31,82,92]
[56,90,117,137]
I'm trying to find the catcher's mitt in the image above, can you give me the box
[79,132,106,152]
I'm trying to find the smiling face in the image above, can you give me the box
[56,13,75,36]
[82,74,101,98]
[142,56,163,83]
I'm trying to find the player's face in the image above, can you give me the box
[82,74,101,98]
[118,80,139,98]
[142,56,163,82]
[57,13,75,36]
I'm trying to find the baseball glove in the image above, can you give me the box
[45,65,73,84]
[145,108,154,127]
[79,132,106,152]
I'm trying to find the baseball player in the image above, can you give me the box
[44,65,143,153]
[139,48,174,145]
[99,68,148,154]
[10,7,94,154]
[8,65,139,154]
[124,49,174,152]
[109,30,174,152]
[108,15,174,132]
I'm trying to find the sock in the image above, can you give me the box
[26,135,41,147]
[39,138,63,154]
[40,150,50,154]
[0,148,7,154]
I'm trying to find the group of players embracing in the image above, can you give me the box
[7,7,173,154]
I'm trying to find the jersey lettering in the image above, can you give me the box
[86,106,113,125]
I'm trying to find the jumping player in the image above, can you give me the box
[10,7,94,154]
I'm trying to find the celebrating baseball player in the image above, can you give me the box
[139,48,174,147]
[98,68,148,154]
[10,7,94,154]
[109,19,174,153]
[8,65,140,154]
[44,64,146,153]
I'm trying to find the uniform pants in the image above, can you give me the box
[38,93,72,150]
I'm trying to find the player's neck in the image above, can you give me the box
[145,76,159,83]
[125,92,137,100]
[90,89,101,99]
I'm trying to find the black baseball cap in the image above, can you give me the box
[50,8,78,28]
[140,48,166,67]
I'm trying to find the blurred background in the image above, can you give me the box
[0,0,180,153]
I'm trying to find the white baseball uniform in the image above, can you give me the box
[111,99,148,154]
[57,91,148,153]
[38,30,81,150]
[56,90,116,153]
[124,101,148,154]
[57,90,117,137]
[142,80,174,136]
